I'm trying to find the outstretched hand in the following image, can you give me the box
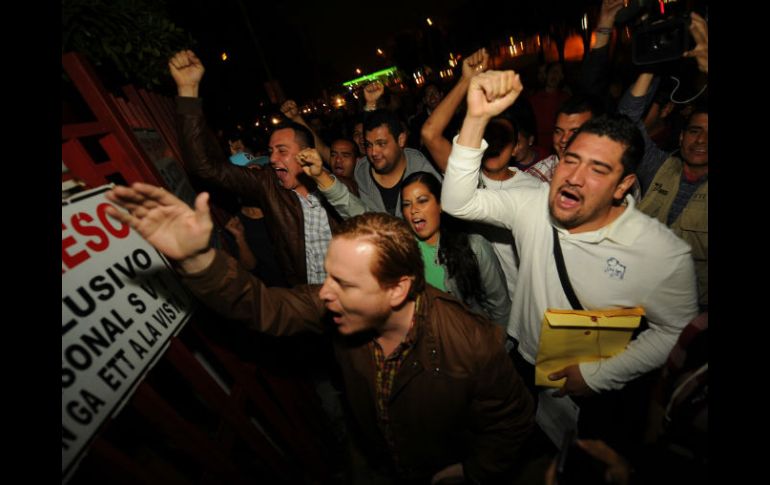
[684,12,708,74]
[466,70,523,119]
[169,50,205,97]
[105,183,214,269]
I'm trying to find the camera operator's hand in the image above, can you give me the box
[684,12,708,74]
[593,0,624,49]
[598,0,624,29]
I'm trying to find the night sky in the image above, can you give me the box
[164,0,602,124]
[169,0,474,92]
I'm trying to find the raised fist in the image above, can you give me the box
[466,71,523,119]
[281,100,300,120]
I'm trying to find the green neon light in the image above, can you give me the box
[342,67,399,87]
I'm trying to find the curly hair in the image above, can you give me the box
[401,172,487,306]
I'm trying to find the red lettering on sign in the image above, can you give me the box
[97,203,130,239]
[62,203,132,274]
[71,213,109,252]
[62,222,90,274]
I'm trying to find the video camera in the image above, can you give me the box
[616,0,708,66]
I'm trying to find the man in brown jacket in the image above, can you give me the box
[170,50,357,286]
[106,183,534,484]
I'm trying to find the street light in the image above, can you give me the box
[426,18,433,26]
[376,48,384,56]
[221,52,228,61]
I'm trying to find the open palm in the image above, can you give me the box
[106,183,212,261]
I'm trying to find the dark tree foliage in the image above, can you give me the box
[62,0,195,89]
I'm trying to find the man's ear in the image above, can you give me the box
[388,276,412,307]
[397,132,407,149]
[614,173,637,200]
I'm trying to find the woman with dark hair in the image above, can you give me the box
[401,171,510,326]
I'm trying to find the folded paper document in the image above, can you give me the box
[535,307,645,387]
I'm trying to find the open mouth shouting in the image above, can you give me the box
[272,164,290,183]
[329,309,343,325]
[411,217,426,233]
[555,186,582,210]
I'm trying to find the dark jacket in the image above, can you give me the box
[181,250,535,483]
[176,96,357,286]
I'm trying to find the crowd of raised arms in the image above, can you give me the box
[106,1,708,483]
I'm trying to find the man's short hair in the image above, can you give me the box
[558,94,606,118]
[687,99,708,123]
[482,118,517,161]
[567,114,644,178]
[225,129,258,154]
[422,82,442,99]
[363,109,404,139]
[513,116,536,139]
[332,137,361,158]
[272,121,315,149]
[332,212,424,299]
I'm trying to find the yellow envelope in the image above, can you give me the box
[534,307,645,387]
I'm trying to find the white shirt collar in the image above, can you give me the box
[552,194,641,245]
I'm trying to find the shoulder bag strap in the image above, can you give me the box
[552,226,584,310]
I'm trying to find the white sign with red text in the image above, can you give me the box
[62,185,194,480]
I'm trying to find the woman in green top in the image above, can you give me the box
[400,172,511,326]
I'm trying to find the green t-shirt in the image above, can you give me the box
[418,239,446,291]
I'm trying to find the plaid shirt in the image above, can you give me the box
[296,190,332,284]
[369,300,419,467]
[524,154,558,182]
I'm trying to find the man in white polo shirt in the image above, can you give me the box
[441,70,698,448]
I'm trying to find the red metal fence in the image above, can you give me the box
[62,52,335,484]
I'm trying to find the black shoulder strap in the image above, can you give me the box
[552,226,584,310]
